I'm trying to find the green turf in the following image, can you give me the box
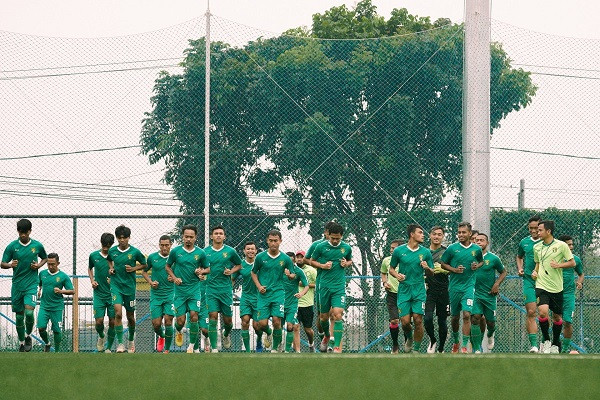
[1,353,600,399]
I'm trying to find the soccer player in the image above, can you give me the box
[88,232,115,352]
[141,235,175,353]
[388,224,434,353]
[107,225,147,353]
[516,215,542,352]
[166,225,209,353]
[532,220,574,354]
[37,253,74,352]
[1,218,47,352]
[283,252,309,353]
[310,222,353,353]
[252,230,295,353]
[380,239,402,354]
[204,225,242,351]
[440,222,483,353]
[424,226,449,354]
[557,235,584,353]
[473,233,507,353]
[296,250,317,352]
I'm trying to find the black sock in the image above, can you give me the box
[539,318,550,342]
[552,321,563,348]
[389,323,399,346]
[424,313,435,344]
[438,316,448,351]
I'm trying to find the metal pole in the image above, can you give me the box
[518,179,525,210]
[204,2,211,247]
[72,217,79,352]
[462,0,491,235]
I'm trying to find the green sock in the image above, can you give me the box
[470,325,482,351]
[175,322,184,332]
[461,335,470,348]
[562,338,571,353]
[413,341,422,351]
[40,330,49,344]
[321,320,330,341]
[115,325,124,344]
[16,313,25,341]
[528,333,538,347]
[194,335,200,351]
[242,330,251,352]
[209,319,218,349]
[487,325,495,337]
[273,328,283,350]
[128,325,135,342]
[224,322,233,337]
[25,309,34,335]
[154,325,164,338]
[53,332,62,352]
[285,331,294,352]
[107,326,116,349]
[164,325,173,351]
[333,321,343,348]
[452,331,460,344]
[95,324,105,338]
[265,326,273,336]
[190,321,199,347]
[256,330,263,343]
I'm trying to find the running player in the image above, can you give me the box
[473,233,507,353]
[296,250,317,352]
[107,225,147,353]
[440,222,483,353]
[88,232,115,352]
[37,253,74,352]
[204,225,242,351]
[556,235,584,353]
[424,226,449,353]
[283,252,309,352]
[532,220,574,354]
[380,239,402,353]
[1,219,48,352]
[141,235,175,353]
[166,225,210,353]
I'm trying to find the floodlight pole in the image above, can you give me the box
[204,1,211,247]
[462,0,491,238]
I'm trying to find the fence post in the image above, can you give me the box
[72,217,79,353]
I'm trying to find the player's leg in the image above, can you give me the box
[163,311,174,353]
[199,302,210,352]
[187,306,200,353]
[256,297,273,349]
[470,298,483,353]
[50,310,63,353]
[410,287,427,351]
[436,291,450,353]
[220,295,234,349]
[318,288,332,352]
[150,299,165,351]
[449,290,462,353]
[271,300,285,352]
[423,290,436,353]
[524,280,539,351]
[412,313,425,351]
[112,292,126,352]
[252,318,264,352]
[562,293,575,353]
[293,324,301,352]
[330,306,344,353]
[93,296,107,351]
[173,296,188,348]
[37,308,50,351]
[12,290,26,350]
[241,314,252,352]
[23,291,37,351]
[123,294,136,353]
[207,294,221,350]
[536,289,551,352]
[285,319,294,353]
[387,291,401,354]
[299,306,315,351]
[483,298,497,351]
[549,291,564,352]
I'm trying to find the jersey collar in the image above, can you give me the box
[19,240,32,247]
[267,251,280,259]
[117,246,130,253]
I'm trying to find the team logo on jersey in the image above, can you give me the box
[485,260,490,265]
[280,261,284,266]
[419,255,423,261]
[223,252,228,258]
[471,251,476,257]
[31,248,36,253]
[341,248,346,254]
[553,248,557,253]
[56,277,60,282]
[194,255,199,260]
[128,254,133,260]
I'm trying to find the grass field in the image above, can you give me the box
[2,353,600,399]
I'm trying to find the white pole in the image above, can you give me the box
[462,0,491,236]
[204,1,211,247]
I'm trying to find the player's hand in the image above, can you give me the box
[531,270,538,280]
[322,261,333,270]
[30,262,39,270]
[576,282,583,290]
[384,282,391,290]
[10,260,18,268]
[340,259,349,267]
[550,261,560,269]
[167,275,174,282]
[456,265,465,274]
[490,284,500,296]
[284,268,291,276]
[420,261,429,269]
[517,268,524,277]
[397,273,406,282]
[433,264,449,275]
[53,287,61,294]
[109,268,115,275]
[258,285,267,294]
[150,281,159,289]
[294,292,303,299]
[174,277,182,286]
[91,280,99,289]
[198,274,207,281]
[470,262,480,271]
[224,268,232,276]
[125,264,135,273]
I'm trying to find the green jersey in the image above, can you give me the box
[311,240,352,291]
[235,259,258,302]
[475,252,505,296]
[380,256,399,294]
[204,245,242,296]
[518,236,541,277]
[389,244,434,286]
[298,264,317,308]
[2,239,47,291]
[283,264,308,308]
[306,238,326,285]
[145,252,174,301]
[167,245,209,297]
[533,239,573,293]
[107,245,146,296]
[38,270,73,311]
[440,242,483,292]
[88,250,111,300]
[252,251,295,299]
[562,254,583,294]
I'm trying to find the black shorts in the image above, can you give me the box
[386,291,399,321]
[535,288,563,315]
[425,288,450,317]
[297,306,314,327]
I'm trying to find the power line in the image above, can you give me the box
[0,145,142,161]
[0,64,181,80]
[513,63,600,74]
[0,57,184,74]
[491,146,600,160]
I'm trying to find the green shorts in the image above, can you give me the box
[150,297,175,319]
[93,296,115,319]
[317,286,346,313]
[257,292,285,321]
[199,301,209,329]
[37,308,63,332]
[112,292,136,312]
[239,295,259,321]
[173,293,201,317]
[11,288,37,313]
[523,277,537,304]
[563,291,576,324]
[205,291,233,317]
[397,282,427,317]
[284,303,299,325]
[449,287,474,316]
[472,293,497,321]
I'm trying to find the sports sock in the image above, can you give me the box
[256,329,263,343]
[16,313,25,341]
[209,319,218,349]
[189,321,199,348]
[470,325,482,351]
[452,331,460,344]
[128,325,135,342]
[107,326,116,349]
[438,316,448,350]
[40,330,49,344]
[53,332,62,352]
[321,320,330,341]
[528,333,538,347]
[164,325,173,351]
[285,330,294,352]
[552,320,563,348]
[95,324,105,338]
[389,323,400,346]
[265,326,273,336]
[539,317,550,341]
[242,329,250,352]
[154,325,164,338]
[461,335,470,348]
[273,328,283,350]
[224,322,233,337]
[115,325,124,344]
[487,325,495,337]
[333,320,343,348]
[175,322,184,332]
[424,314,435,343]
[25,309,34,335]
[413,341,422,351]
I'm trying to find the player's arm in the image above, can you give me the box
[550,258,575,269]
[285,268,297,280]
[88,256,98,289]
[422,253,435,276]
[57,277,75,296]
[165,263,182,286]
[441,261,463,274]
[108,259,115,275]
[576,272,585,290]
[516,255,524,276]
[295,267,310,298]
[490,265,508,295]
[531,262,539,280]
[31,257,47,270]
[37,275,42,298]
[251,271,266,294]
[228,263,242,275]
[310,247,331,270]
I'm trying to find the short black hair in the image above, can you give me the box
[47,253,59,262]
[539,220,555,235]
[471,230,479,237]
[390,239,404,246]
[267,229,282,239]
[101,232,115,248]
[328,222,344,236]
[430,226,445,234]
[458,222,472,232]
[17,219,32,233]
[407,224,423,237]
[476,232,489,241]
[286,251,296,259]
[181,224,198,235]
[324,221,337,233]
[529,215,542,223]
[159,235,172,242]
[211,225,225,234]
[244,241,256,249]
[115,225,131,238]
[558,234,572,242]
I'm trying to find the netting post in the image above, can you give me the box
[462,0,491,236]
[204,2,211,247]
[72,217,79,352]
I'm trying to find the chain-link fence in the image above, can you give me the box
[1,2,599,352]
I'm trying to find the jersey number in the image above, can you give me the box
[466,299,473,306]
[130,300,136,308]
